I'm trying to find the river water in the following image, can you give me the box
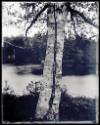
[2,64,98,98]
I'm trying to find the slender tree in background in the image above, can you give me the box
[2,2,98,121]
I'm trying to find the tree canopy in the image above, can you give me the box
[2,2,98,41]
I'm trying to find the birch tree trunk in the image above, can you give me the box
[35,6,55,120]
[51,5,66,121]
[35,3,66,121]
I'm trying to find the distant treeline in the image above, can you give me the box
[3,34,46,65]
[2,34,97,75]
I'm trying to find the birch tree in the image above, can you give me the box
[2,2,98,121]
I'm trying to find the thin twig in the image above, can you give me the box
[4,41,26,49]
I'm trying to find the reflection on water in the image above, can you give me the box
[2,64,98,98]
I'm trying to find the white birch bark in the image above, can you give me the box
[35,7,55,119]
[35,3,66,121]
[51,6,66,121]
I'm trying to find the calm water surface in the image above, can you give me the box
[2,64,98,98]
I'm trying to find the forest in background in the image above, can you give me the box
[2,33,97,75]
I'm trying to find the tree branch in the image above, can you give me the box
[70,8,98,28]
[4,41,26,49]
[70,12,78,36]
[25,4,50,37]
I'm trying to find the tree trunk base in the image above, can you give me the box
[35,85,61,121]
[35,87,52,120]
[43,108,56,121]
